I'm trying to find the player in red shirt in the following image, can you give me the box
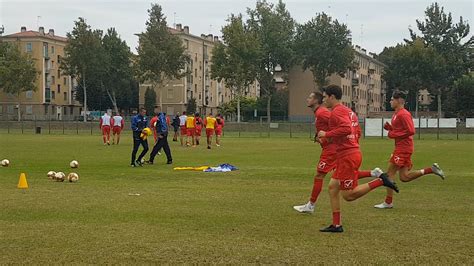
[215,114,225,147]
[293,92,383,214]
[111,111,124,145]
[317,85,399,233]
[374,90,445,209]
[194,113,203,146]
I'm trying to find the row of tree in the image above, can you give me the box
[211,0,354,122]
[378,3,473,118]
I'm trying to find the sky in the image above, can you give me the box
[0,0,472,54]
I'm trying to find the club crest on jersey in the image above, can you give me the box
[318,161,327,169]
[343,180,353,189]
[394,156,400,163]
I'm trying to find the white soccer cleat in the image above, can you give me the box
[371,167,384,178]
[374,202,393,209]
[431,163,445,180]
[293,202,315,214]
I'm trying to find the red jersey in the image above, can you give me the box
[149,116,158,140]
[216,117,225,130]
[315,106,335,151]
[194,117,203,128]
[388,108,415,154]
[325,103,360,157]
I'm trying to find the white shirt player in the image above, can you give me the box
[179,115,187,126]
[112,115,123,127]
[101,113,111,127]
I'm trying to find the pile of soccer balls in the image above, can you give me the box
[47,160,80,183]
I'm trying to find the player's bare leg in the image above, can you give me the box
[399,163,445,182]
[320,178,343,232]
[341,173,399,202]
[112,132,116,145]
[207,135,212,149]
[116,132,121,145]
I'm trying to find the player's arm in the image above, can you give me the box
[324,112,352,138]
[131,116,138,131]
[388,115,415,139]
[99,117,103,128]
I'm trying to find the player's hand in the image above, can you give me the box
[384,122,392,131]
[318,130,326,138]
[158,134,164,139]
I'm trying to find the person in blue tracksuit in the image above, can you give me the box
[130,108,149,167]
[148,106,173,164]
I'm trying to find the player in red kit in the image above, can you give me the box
[374,90,445,209]
[317,85,399,233]
[293,92,383,214]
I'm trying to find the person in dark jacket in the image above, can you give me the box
[171,112,180,142]
[148,106,173,164]
[130,108,149,167]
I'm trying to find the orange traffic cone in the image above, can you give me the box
[17,173,28,189]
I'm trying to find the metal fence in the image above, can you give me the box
[1,119,473,140]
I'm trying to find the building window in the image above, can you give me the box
[167,88,174,99]
[57,55,61,63]
[70,107,73,115]
[26,43,33,53]
[26,90,33,99]
[26,105,33,114]
[52,91,56,99]
[51,46,55,54]
[194,84,197,93]
[58,69,61,78]
[44,105,48,114]
[64,77,67,85]
[194,69,197,77]
[58,84,61,93]
[52,76,55,84]
[7,105,14,114]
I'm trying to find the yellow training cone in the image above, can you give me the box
[17,173,28,189]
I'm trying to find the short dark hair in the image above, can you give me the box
[323,85,343,100]
[183,111,186,115]
[140,107,146,112]
[392,90,407,100]
[195,113,200,117]
[311,91,323,104]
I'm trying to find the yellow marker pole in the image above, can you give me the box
[17,173,29,189]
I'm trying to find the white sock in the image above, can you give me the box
[420,169,425,175]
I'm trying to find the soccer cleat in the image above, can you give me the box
[216,144,221,147]
[146,160,154,165]
[371,167,384,178]
[135,160,143,167]
[431,163,445,180]
[379,173,399,193]
[207,146,211,149]
[167,160,173,165]
[131,163,136,167]
[319,225,344,233]
[107,141,110,145]
[374,202,393,209]
[293,202,315,214]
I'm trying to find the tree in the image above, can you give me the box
[102,28,134,113]
[0,42,38,121]
[61,18,105,121]
[247,0,295,122]
[144,87,156,116]
[295,12,355,88]
[449,74,474,118]
[186,98,197,114]
[137,3,189,109]
[379,39,447,112]
[407,2,473,117]
[211,14,260,123]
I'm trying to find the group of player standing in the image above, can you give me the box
[177,112,225,149]
[99,112,125,145]
[293,85,445,233]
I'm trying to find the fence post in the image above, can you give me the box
[90,121,93,135]
[456,118,459,140]
[418,117,421,140]
[34,116,37,134]
[381,118,384,139]
[267,123,270,138]
[309,122,312,140]
[7,121,10,134]
[76,120,79,135]
[437,116,440,140]
[21,120,24,134]
[289,122,292,138]
[238,123,241,138]
[62,119,65,135]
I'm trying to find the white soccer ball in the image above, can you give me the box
[67,172,79,183]
[70,160,79,168]
[54,172,65,182]
[47,171,56,180]
[1,159,10,167]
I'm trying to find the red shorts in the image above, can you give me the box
[333,151,362,190]
[215,128,223,136]
[101,125,111,135]
[180,126,187,135]
[187,128,195,137]
[195,127,202,137]
[317,149,337,174]
[112,126,122,134]
[390,152,413,169]
[206,128,214,136]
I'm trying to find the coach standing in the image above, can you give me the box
[131,108,149,167]
[148,107,173,165]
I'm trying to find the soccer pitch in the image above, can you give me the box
[0,134,473,264]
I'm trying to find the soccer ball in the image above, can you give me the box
[67,172,79,183]
[1,159,9,167]
[54,172,65,182]
[47,171,56,180]
[70,160,79,168]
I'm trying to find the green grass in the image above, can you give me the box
[0,134,473,264]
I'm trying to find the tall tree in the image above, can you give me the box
[379,39,447,112]
[247,0,295,122]
[211,14,260,123]
[144,87,156,116]
[137,3,189,109]
[449,74,474,118]
[0,42,38,121]
[295,12,355,88]
[102,28,134,113]
[61,18,105,121]
[407,2,473,116]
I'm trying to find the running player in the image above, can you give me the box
[179,112,187,146]
[215,114,225,147]
[204,113,217,149]
[186,112,196,147]
[130,108,149,167]
[194,113,203,146]
[100,112,112,145]
[111,111,124,145]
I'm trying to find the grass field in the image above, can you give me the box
[0,134,473,264]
